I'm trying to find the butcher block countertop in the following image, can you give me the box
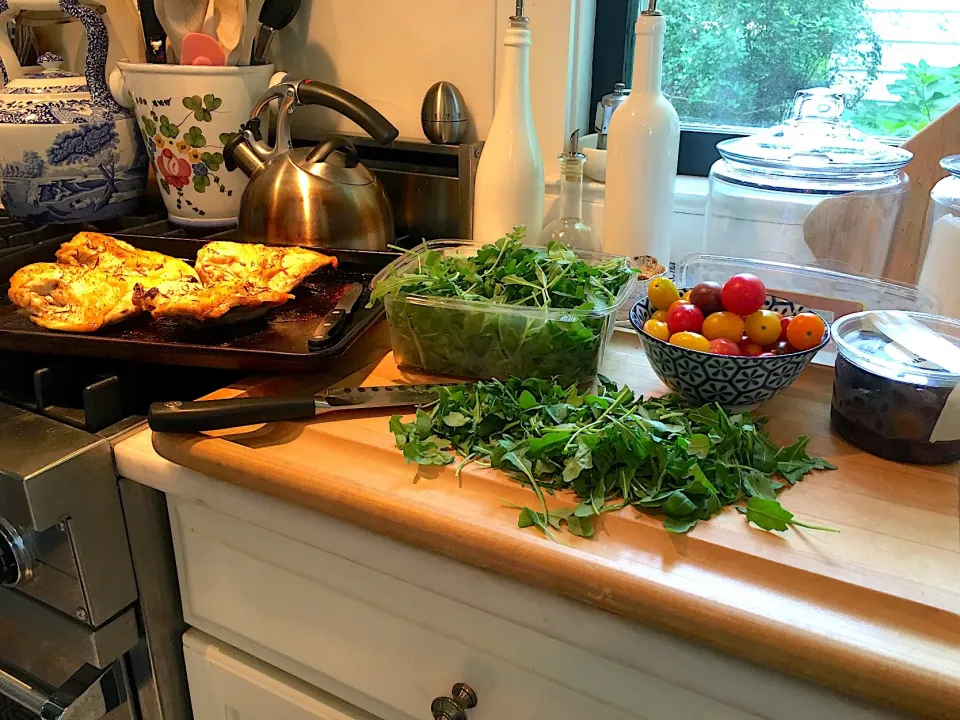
[148,331,960,719]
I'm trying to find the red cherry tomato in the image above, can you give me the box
[667,303,704,335]
[721,274,767,316]
[740,341,763,357]
[759,352,777,357]
[779,315,791,341]
[772,340,796,355]
[708,338,741,356]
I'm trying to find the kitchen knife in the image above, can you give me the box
[309,282,363,350]
[148,384,440,433]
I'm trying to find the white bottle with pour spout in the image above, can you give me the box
[472,0,545,244]
[602,0,680,266]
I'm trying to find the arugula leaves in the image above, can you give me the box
[370,229,636,383]
[388,378,838,538]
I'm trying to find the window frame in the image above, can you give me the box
[590,0,745,177]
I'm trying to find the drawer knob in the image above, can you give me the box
[431,683,477,720]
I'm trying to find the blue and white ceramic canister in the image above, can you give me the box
[0,0,147,223]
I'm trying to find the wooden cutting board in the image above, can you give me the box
[151,333,960,718]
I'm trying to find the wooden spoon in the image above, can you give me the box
[154,0,206,63]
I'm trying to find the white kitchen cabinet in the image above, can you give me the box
[183,629,377,720]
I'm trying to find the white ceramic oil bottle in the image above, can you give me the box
[472,0,545,244]
[602,0,680,266]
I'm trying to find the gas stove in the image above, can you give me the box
[0,204,235,720]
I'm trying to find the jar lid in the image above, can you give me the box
[716,88,912,188]
[832,311,960,388]
[941,155,960,178]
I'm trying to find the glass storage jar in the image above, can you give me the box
[917,156,960,319]
[704,88,912,277]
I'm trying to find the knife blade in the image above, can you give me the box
[147,384,440,433]
[309,282,364,350]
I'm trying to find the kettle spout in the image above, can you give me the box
[223,135,265,178]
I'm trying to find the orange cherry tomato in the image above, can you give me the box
[668,299,691,314]
[669,331,711,352]
[786,312,827,351]
[643,319,670,341]
[702,311,745,342]
[651,309,669,323]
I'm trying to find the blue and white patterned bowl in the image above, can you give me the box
[629,292,830,410]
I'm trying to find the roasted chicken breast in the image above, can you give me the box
[132,279,293,323]
[56,232,199,282]
[8,262,141,332]
[195,241,337,293]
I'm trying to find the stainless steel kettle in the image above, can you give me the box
[224,79,399,250]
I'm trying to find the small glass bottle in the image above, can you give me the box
[539,131,599,251]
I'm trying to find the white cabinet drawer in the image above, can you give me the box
[170,497,758,720]
[183,629,377,720]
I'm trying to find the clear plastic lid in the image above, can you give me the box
[714,88,912,192]
[941,155,960,178]
[832,311,960,388]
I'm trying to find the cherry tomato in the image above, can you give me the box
[651,309,669,323]
[708,338,741,356]
[759,352,777,358]
[682,290,693,302]
[739,339,763,356]
[772,340,796,355]
[669,331,711,352]
[643,319,670,341]
[668,299,690,314]
[744,309,782,346]
[667,303,704,335]
[779,315,791,341]
[647,277,680,311]
[688,281,724,316]
[702,311,745,342]
[721,274,767,316]
[786,312,826,350]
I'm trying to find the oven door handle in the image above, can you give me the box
[0,661,127,720]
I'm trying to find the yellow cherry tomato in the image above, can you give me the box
[647,277,680,311]
[702,311,745,342]
[651,309,669,323]
[643,319,670,341]
[744,309,783,346]
[682,290,693,301]
[669,331,711,352]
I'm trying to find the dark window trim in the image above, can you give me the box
[589,0,746,177]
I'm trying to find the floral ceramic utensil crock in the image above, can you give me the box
[117,62,278,227]
[0,0,148,223]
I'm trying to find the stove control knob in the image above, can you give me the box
[0,518,34,587]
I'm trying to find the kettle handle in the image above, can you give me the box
[306,137,360,167]
[0,0,120,112]
[296,80,399,146]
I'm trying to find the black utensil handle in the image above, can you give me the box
[309,309,347,350]
[148,396,317,433]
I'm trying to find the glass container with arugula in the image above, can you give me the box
[369,229,637,384]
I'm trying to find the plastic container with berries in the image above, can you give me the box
[831,311,960,464]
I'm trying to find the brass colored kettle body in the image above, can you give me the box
[225,80,399,251]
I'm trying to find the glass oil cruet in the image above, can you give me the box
[539,130,599,251]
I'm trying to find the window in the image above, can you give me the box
[592,0,960,175]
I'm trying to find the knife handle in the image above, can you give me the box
[148,396,317,433]
[309,309,347,350]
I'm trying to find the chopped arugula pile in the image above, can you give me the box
[389,376,838,538]
[370,229,635,383]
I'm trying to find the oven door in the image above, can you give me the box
[0,589,139,720]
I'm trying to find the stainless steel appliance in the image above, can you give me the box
[0,213,241,720]
[224,79,400,251]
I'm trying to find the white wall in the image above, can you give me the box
[271,0,593,173]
